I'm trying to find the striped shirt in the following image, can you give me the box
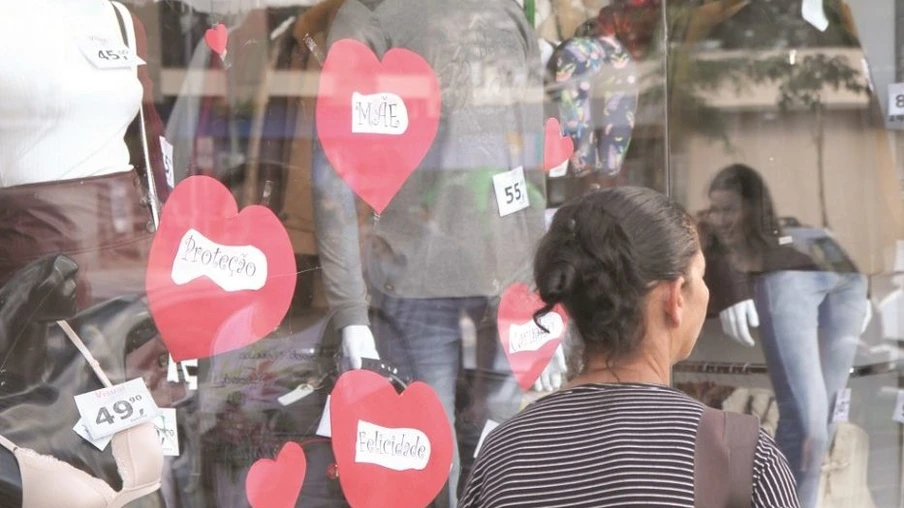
[460,383,799,508]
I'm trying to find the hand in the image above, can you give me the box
[720,299,759,347]
[534,345,567,392]
[341,325,380,370]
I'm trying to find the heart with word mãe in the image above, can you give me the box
[543,117,574,172]
[145,175,296,361]
[245,442,307,508]
[315,39,441,214]
[330,370,454,508]
[498,283,569,391]
[204,23,228,57]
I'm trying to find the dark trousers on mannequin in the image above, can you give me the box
[754,270,867,508]
[371,295,522,508]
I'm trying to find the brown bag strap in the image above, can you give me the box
[694,405,760,508]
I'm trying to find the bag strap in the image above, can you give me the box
[694,405,759,508]
[110,1,161,228]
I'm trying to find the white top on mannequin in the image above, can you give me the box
[0,0,142,188]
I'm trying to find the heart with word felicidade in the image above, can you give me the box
[315,39,441,214]
[330,369,453,508]
[246,442,307,508]
[498,283,569,390]
[145,175,296,361]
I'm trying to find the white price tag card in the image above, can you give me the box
[78,35,146,69]
[75,378,159,439]
[315,396,332,438]
[159,137,175,189]
[73,418,112,451]
[473,420,500,458]
[831,388,851,423]
[154,408,180,457]
[893,390,904,424]
[492,166,530,217]
[889,83,904,117]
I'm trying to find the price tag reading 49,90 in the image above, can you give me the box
[74,378,159,440]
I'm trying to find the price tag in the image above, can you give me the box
[74,378,159,439]
[73,418,112,451]
[888,83,904,118]
[893,390,904,424]
[492,166,530,217]
[160,137,175,189]
[154,408,180,457]
[316,396,332,438]
[78,35,146,69]
[831,388,851,423]
[473,420,500,458]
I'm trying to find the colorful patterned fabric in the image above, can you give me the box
[548,36,637,177]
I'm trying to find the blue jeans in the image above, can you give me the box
[754,271,867,508]
[370,296,521,508]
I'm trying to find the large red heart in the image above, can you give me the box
[498,283,569,390]
[330,370,454,508]
[543,117,575,172]
[145,176,296,361]
[245,442,307,508]
[204,23,228,56]
[315,39,441,213]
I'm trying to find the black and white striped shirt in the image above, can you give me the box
[460,383,799,508]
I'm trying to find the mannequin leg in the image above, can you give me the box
[818,272,868,439]
[755,270,833,508]
[371,295,472,508]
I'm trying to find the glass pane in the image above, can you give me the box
[669,1,904,506]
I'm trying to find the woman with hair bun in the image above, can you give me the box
[460,186,799,508]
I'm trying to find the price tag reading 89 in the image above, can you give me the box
[74,378,159,439]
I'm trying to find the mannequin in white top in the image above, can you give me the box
[0,0,142,187]
[0,0,165,308]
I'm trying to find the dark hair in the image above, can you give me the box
[533,186,698,362]
[708,164,781,254]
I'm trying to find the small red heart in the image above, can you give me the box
[205,23,228,56]
[246,442,307,508]
[543,117,574,172]
[498,283,569,390]
[316,39,441,213]
[330,370,454,508]
[145,176,296,361]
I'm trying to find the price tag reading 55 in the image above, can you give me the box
[74,378,159,439]
[493,166,530,217]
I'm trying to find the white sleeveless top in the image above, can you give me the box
[0,0,142,188]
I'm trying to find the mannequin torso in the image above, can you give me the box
[0,0,142,188]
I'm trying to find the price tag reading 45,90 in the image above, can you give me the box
[74,378,159,439]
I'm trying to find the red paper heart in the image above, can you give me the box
[205,23,228,56]
[543,117,574,172]
[246,442,307,508]
[330,370,454,508]
[315,39,441,213]
[498,283,569,390]
[145,176,296,361]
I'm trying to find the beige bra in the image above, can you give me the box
[0,321,163,508]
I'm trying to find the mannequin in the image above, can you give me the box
[700,164,869,508]
[311,0,548,505]
[0,0,168,310]
[546,3,638,180]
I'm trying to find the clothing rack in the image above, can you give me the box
[675,360,904,379]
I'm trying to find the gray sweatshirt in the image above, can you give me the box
[312,0,547,329]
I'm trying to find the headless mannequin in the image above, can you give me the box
[312,1,549,504]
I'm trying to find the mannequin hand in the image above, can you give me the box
[861,299,873,334]
[720,300,759,347]
[534,345,567,392]
[341,325,380,370]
